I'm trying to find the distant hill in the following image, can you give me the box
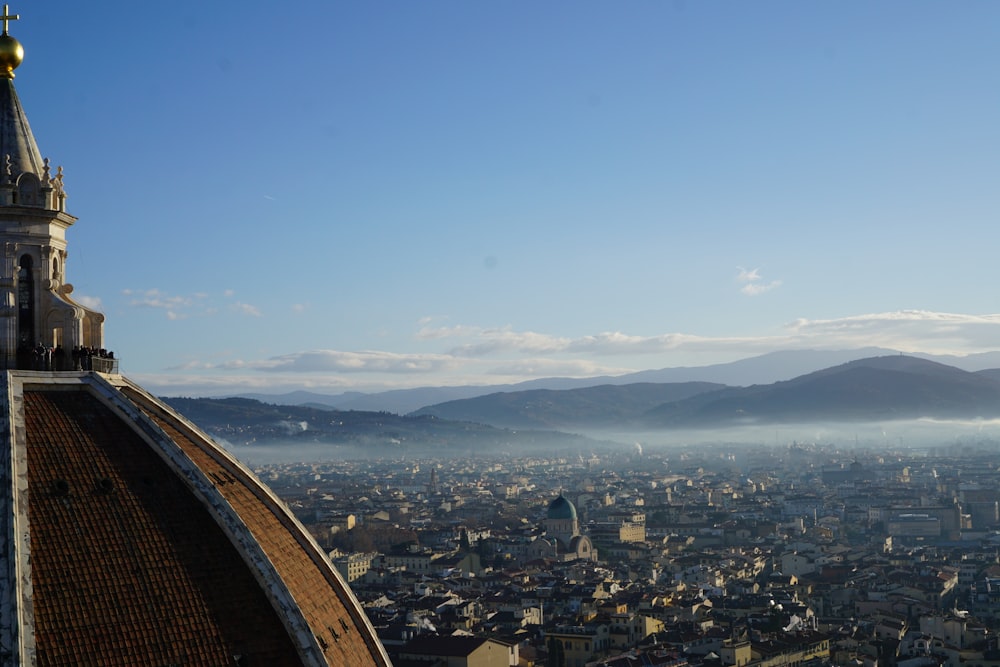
[641,355,1000,427]
[166,355,1000,449]
[237,386,498,413]
[409,382,725,429]
[237,347,905,414]
[161,396,598,452]
[975,368,1000,384]
[410,355,1000,430]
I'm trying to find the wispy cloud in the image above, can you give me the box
[785,310,1000,352]
[420,324,762,358]
[74,294,103,311]
[165,360,211,371]
[448,328,571,356]
[152,310,1000,396]
[214,350,459,374]
[423,310,1000,361]
[129,372,364,395]
[485,358,632,378]
[123,288,196,310]
[122,288,261,319]
[416,322,484,340]
[736,266,782,296]
[232,302,262,317]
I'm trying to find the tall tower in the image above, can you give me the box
[0,5,104,369]
[0,9,391,665]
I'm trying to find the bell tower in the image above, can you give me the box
[0,5,106,369]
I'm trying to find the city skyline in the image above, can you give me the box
[14,2,1000,396]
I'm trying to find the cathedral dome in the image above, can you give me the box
[2,374,391,665]
[547,494,577,520]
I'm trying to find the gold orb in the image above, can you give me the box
[0,34,23,78]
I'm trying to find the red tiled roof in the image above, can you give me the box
[124,386,386,666]
[24,389,303,666]
[15,380,390,666]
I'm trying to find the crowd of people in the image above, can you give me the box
[15,343,116,372]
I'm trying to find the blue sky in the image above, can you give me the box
[11,2,1000,396]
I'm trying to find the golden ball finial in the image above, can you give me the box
[0,5,20,79]
[0,34,23,78]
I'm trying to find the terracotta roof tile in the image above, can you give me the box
[24,389,304,666]
[125,387,385,666]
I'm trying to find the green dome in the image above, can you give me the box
[547,495,577,520]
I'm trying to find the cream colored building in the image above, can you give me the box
[333,551,378,583]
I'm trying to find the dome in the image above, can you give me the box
[547,494,577,520]
[0,372,391,665]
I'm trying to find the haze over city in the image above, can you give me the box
[18,2,1000,397]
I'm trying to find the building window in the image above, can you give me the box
[17,255,33,346]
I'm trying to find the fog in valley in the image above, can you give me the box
[221,417,1000,466]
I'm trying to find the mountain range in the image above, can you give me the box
[237,348,1000,415]
[410,355,1000,429]
[173,351,1000,449]
[160,396,597,452]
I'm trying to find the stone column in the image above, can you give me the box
[0,243,18,368]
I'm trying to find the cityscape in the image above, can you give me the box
[247,437,1000,666]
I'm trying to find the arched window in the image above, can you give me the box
[17,255,34,347]
[17,173,40,207]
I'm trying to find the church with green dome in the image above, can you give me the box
[547,494,578,521]
[530,494,597,563]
